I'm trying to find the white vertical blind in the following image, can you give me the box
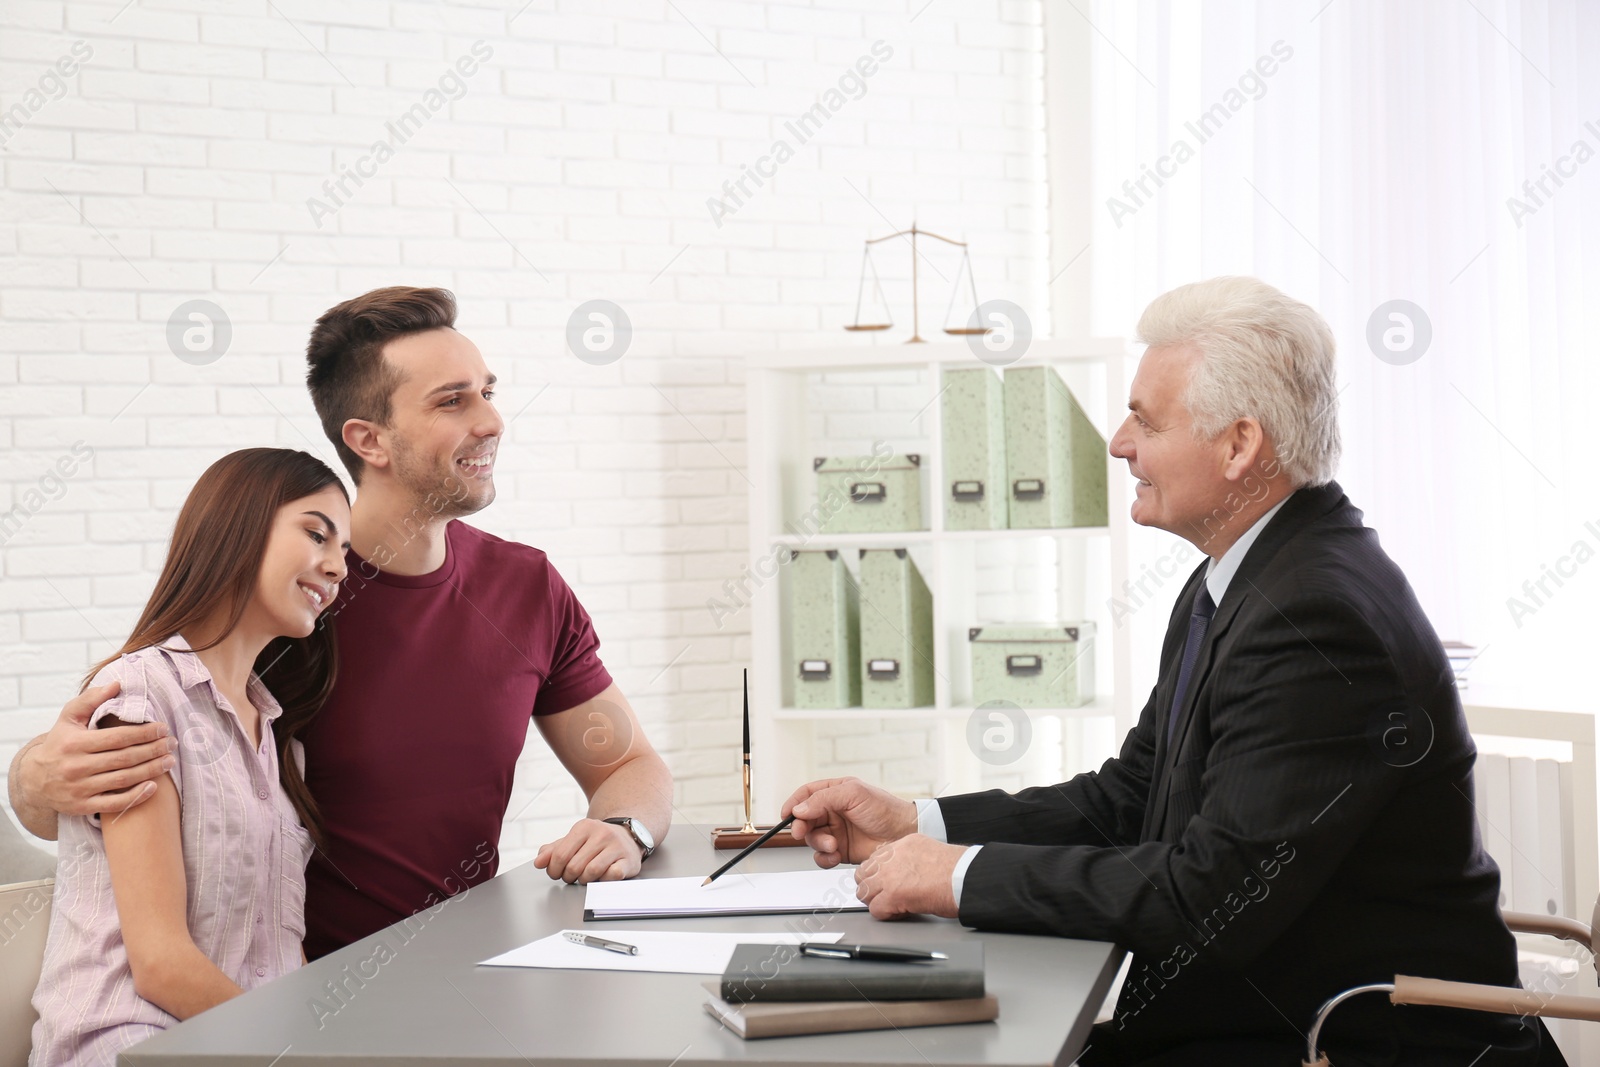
[1072,0,1600,704]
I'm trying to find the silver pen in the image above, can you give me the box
[564,931,639,955]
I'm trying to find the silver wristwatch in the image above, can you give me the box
[602,816,655,860]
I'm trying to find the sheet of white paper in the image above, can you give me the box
[583,867,867,920]
[478,930,845,974]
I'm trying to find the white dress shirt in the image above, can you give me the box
[922,496,1292,909]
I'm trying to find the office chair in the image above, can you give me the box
[1302,904,1600,1065]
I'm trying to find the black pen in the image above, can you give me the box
[563,931,639,955]
[798,943,948,963]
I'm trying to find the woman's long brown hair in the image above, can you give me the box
[82,448,347,847]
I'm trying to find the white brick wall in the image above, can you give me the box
[0,0,1051,868]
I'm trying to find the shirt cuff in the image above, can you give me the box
[914,797,948,841]
[914,799,980,909]
[950,844,982,910]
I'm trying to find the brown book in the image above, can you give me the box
[701,983,999,1039]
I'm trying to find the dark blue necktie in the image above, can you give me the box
[1168,584,1217,746]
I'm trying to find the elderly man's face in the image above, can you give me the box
[1109,343,1237,546]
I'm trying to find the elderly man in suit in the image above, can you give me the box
[782,277,1558,1065]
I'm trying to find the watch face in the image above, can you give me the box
[609,817,654,852]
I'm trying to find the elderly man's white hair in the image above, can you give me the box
[1136,276,1340,488]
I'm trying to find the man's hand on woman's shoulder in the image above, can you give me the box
[9,680,178,838]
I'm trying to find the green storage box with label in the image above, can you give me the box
[815,454,924,534]
[1003,366,1108,528]
[942,368,1007,530]
[968,623,1095,708]
[788,549,861,709]
[857,548,936,709]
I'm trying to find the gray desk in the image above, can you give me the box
[126,826,1124,1066]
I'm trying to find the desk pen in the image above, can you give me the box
[799,943,948,962]
[564,931,639,955]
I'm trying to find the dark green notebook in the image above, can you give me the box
[720,943,984,1003]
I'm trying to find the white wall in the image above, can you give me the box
[0,0,1054,866]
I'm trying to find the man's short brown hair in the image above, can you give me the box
[305,286,457,482]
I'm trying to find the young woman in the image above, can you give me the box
[30,448,350,1067]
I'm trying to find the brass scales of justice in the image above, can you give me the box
[843,222,995,343]
[710,669,808,850]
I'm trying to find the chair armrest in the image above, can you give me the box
[1392,975,1600,1021]
[1502,910,1593,949]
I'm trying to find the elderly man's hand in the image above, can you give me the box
[782,776,918,868]
[854,834,964,920]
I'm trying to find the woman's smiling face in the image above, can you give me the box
[249,486,352,639]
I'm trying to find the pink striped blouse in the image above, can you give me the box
[30,636,314,1067]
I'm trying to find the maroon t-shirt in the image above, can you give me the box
[301,520,612,959]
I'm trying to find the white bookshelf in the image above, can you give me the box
[746,339,1135,814]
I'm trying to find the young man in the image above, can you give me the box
[9,287,672,959]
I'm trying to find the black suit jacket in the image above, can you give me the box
[940,483,1553,1065]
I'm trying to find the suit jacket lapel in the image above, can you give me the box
[1141,565,1205,842]
[1165,592,1246,758]
[1140,481,1352,841]
[1149,590,1246,839]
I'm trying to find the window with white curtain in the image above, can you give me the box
[1071,0,1600,708]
